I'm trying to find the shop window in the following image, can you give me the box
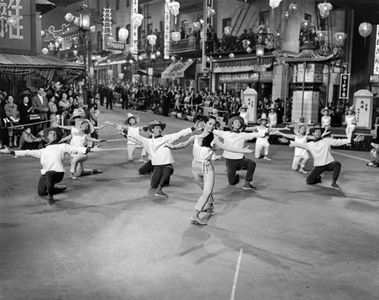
[259,10,270,30]
[222,17,231,30]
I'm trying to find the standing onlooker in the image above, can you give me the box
[48,95,58,126]
[32,87,49,130]
[4,95,21,147]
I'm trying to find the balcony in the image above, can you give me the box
[170,37,200,55]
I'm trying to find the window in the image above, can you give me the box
[304,13,312,22]
[147,23,153,34]
[259,11,270,28]
[222,18,231,30]
[116,0,120,10]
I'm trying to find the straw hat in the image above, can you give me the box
[257,113,268,123]
[125,113,140,125]
[309,124,326,135]
[77,119,94,134]
[346,105,356,114]
[269,104,276,111]
[321,107,330,114]
[294,123,309,135]
[68,108,86,122]
[43,127,63,143]
[148,120,166,133]
[227,116,246,131]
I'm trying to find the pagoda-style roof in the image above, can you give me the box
[282,49,335,63]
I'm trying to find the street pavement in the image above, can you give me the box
[0,107,378,300]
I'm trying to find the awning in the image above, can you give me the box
[213,64,272,73]
[36,0,56,14]
[98,53,126,66]
[0,53,85,81]
[161,59,196,79]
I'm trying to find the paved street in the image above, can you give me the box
[0,108,378,300]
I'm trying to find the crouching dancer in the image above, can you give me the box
[0,127,101,205]
[128,120,203,197]
[289,125,350,190]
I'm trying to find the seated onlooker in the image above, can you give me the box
[367,143,379,167]
[19,127,43,150]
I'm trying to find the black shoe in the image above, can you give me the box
[47,196,55,205]
[231,174,240,185]
[314,176,322,184]
[155,188,168,198]
[243,182,256,190]
[331,183,341,190]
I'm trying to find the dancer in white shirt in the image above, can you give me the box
[289,125,350,190]
[344,106,356,142]
[213,116,264,189]
[249,113,272,160]
[124,113,148,162]
[166,116,253,225]
[128,120,203,197]
[0,127,101,205]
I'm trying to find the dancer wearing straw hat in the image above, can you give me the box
[344,105,357,142]
[124,113,148,162]
[268,104,278,127]
[253,113,272,160]
[274,123,311,173]
[166,115,254,225]
[128,119,204,197]
[289,125,351,190]
[0,127,101,205]
[213,116,264,189]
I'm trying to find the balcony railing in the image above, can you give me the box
[170,37,200,54]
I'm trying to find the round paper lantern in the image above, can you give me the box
[256,45,264,57]
[73,17,80,26]
[65,13,74,23]
[156,51,161,57]
[318,2,333,19]
[171,31,181,42]
[207,7,216,17]
[224,26,232,36]
[283,11,290,20]
[132,13,144,27]
[90,25,96,32]
[229,53,235,59]
[48,43,55,51]
[168,1,180,17]
[358,22,372,38]
[41,47,49,55]
[147,34,157,46]
[333,32,347,47]
[118,28,129,41]
[246,47,252,53]
[191,22,201,32]
[269,0,283,9]
[242,39,251,49]
[151,53,156,60]
[129,59,134,64]
[73,49,78,56]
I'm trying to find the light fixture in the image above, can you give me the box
[48,43,55,51]
[147,34,157,46]
[333,32,347,47]
[90,25,96,32]
[269,0,283,9]
[256,45,264,57]
[65,13,74,22]
[246,47,252,53]
[118,28,129,41]
[156,51,161,57]
[207,7,216,17]
[358,22,373,39]
[171,31,181,42]
[168,1,180,23]
[318,2,333,19]
[132,13,144,27]
[151,53,156,60]
[229,53,235,59]
[41,47,49,55]
[73,49,78,56]
[224,26,232,36]
[191,22,201,32]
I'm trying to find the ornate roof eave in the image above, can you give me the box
[282,49,335,63]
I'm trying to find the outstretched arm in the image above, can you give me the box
[57,125,72,131]
[166,136,196,150]
[275,131,295,140]
[213,137,253,154]
[289,141,309,150]
[58,134,72,144]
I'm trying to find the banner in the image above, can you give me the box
[164,2,170,59]
[130,0,138,54]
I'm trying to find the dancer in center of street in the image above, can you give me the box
[128,119,203,197]
[166,116,254,225]
[213,116,265,189]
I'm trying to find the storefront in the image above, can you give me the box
[161,59,197,89]
[212,56,274,97]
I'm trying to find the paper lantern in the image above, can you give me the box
[129,59,134,64]
[191,22,201,32]
[147,34,157,46]
[269,0,283,9]
[229,53,235,59]
[132,13,144,27]
[246,47,252,53]
[73,17,80,26]
[118,28,129,41]
[168,1,180,17]
[41,30,45,37]
[224,26,232,36]
[48,43,55,51]
[171,31,181,42]
[118,73,124,79]
[41,47,49,55]
[242,39,251,49]
[289,3,297,13]
[65,13,74,22]
[283,11,290,20]
[256,45,264,57]
[207,7,216,17]
[156,51,161,57]
[358,22,372,38]
[90,25,96,32]
[151,53,157,60]
[318,2,333,19]
[333,32,347,47]
[73,49,78,56]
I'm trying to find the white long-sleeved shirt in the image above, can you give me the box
[213,130,262,159]
[14,144,87,175]
[291,137,350,166]
[129,127,193,165]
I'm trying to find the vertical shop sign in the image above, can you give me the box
[164,1,170,59]
[130,0,138,54]
[339,73,350,99]
[374,25,379,74]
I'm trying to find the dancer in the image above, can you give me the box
[166,116,253,225]
[251,113,272,161]
[59,119,105,179]
[123,113,148,162]
[268,104,277,127]
[344,106,357,142]
[275,123,311,174]
[239,105,249,126]
[213,116,265,189]
[289,125,351,190]
[128,120,203,197]
[0,127,101,205]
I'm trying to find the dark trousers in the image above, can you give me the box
[139,160,153,175]
[106,97,113,110]
[37,171,64,197]
[306,161,341,184]
[150,164,173,189]
[225,158,256,185]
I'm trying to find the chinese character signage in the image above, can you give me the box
[164,2,170,59]
[339,73,350,99]
[353,89,374,129]
[374,25,379,74]
[0,0,36,55]
[105,36,125,51]
[130,0,138,54]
